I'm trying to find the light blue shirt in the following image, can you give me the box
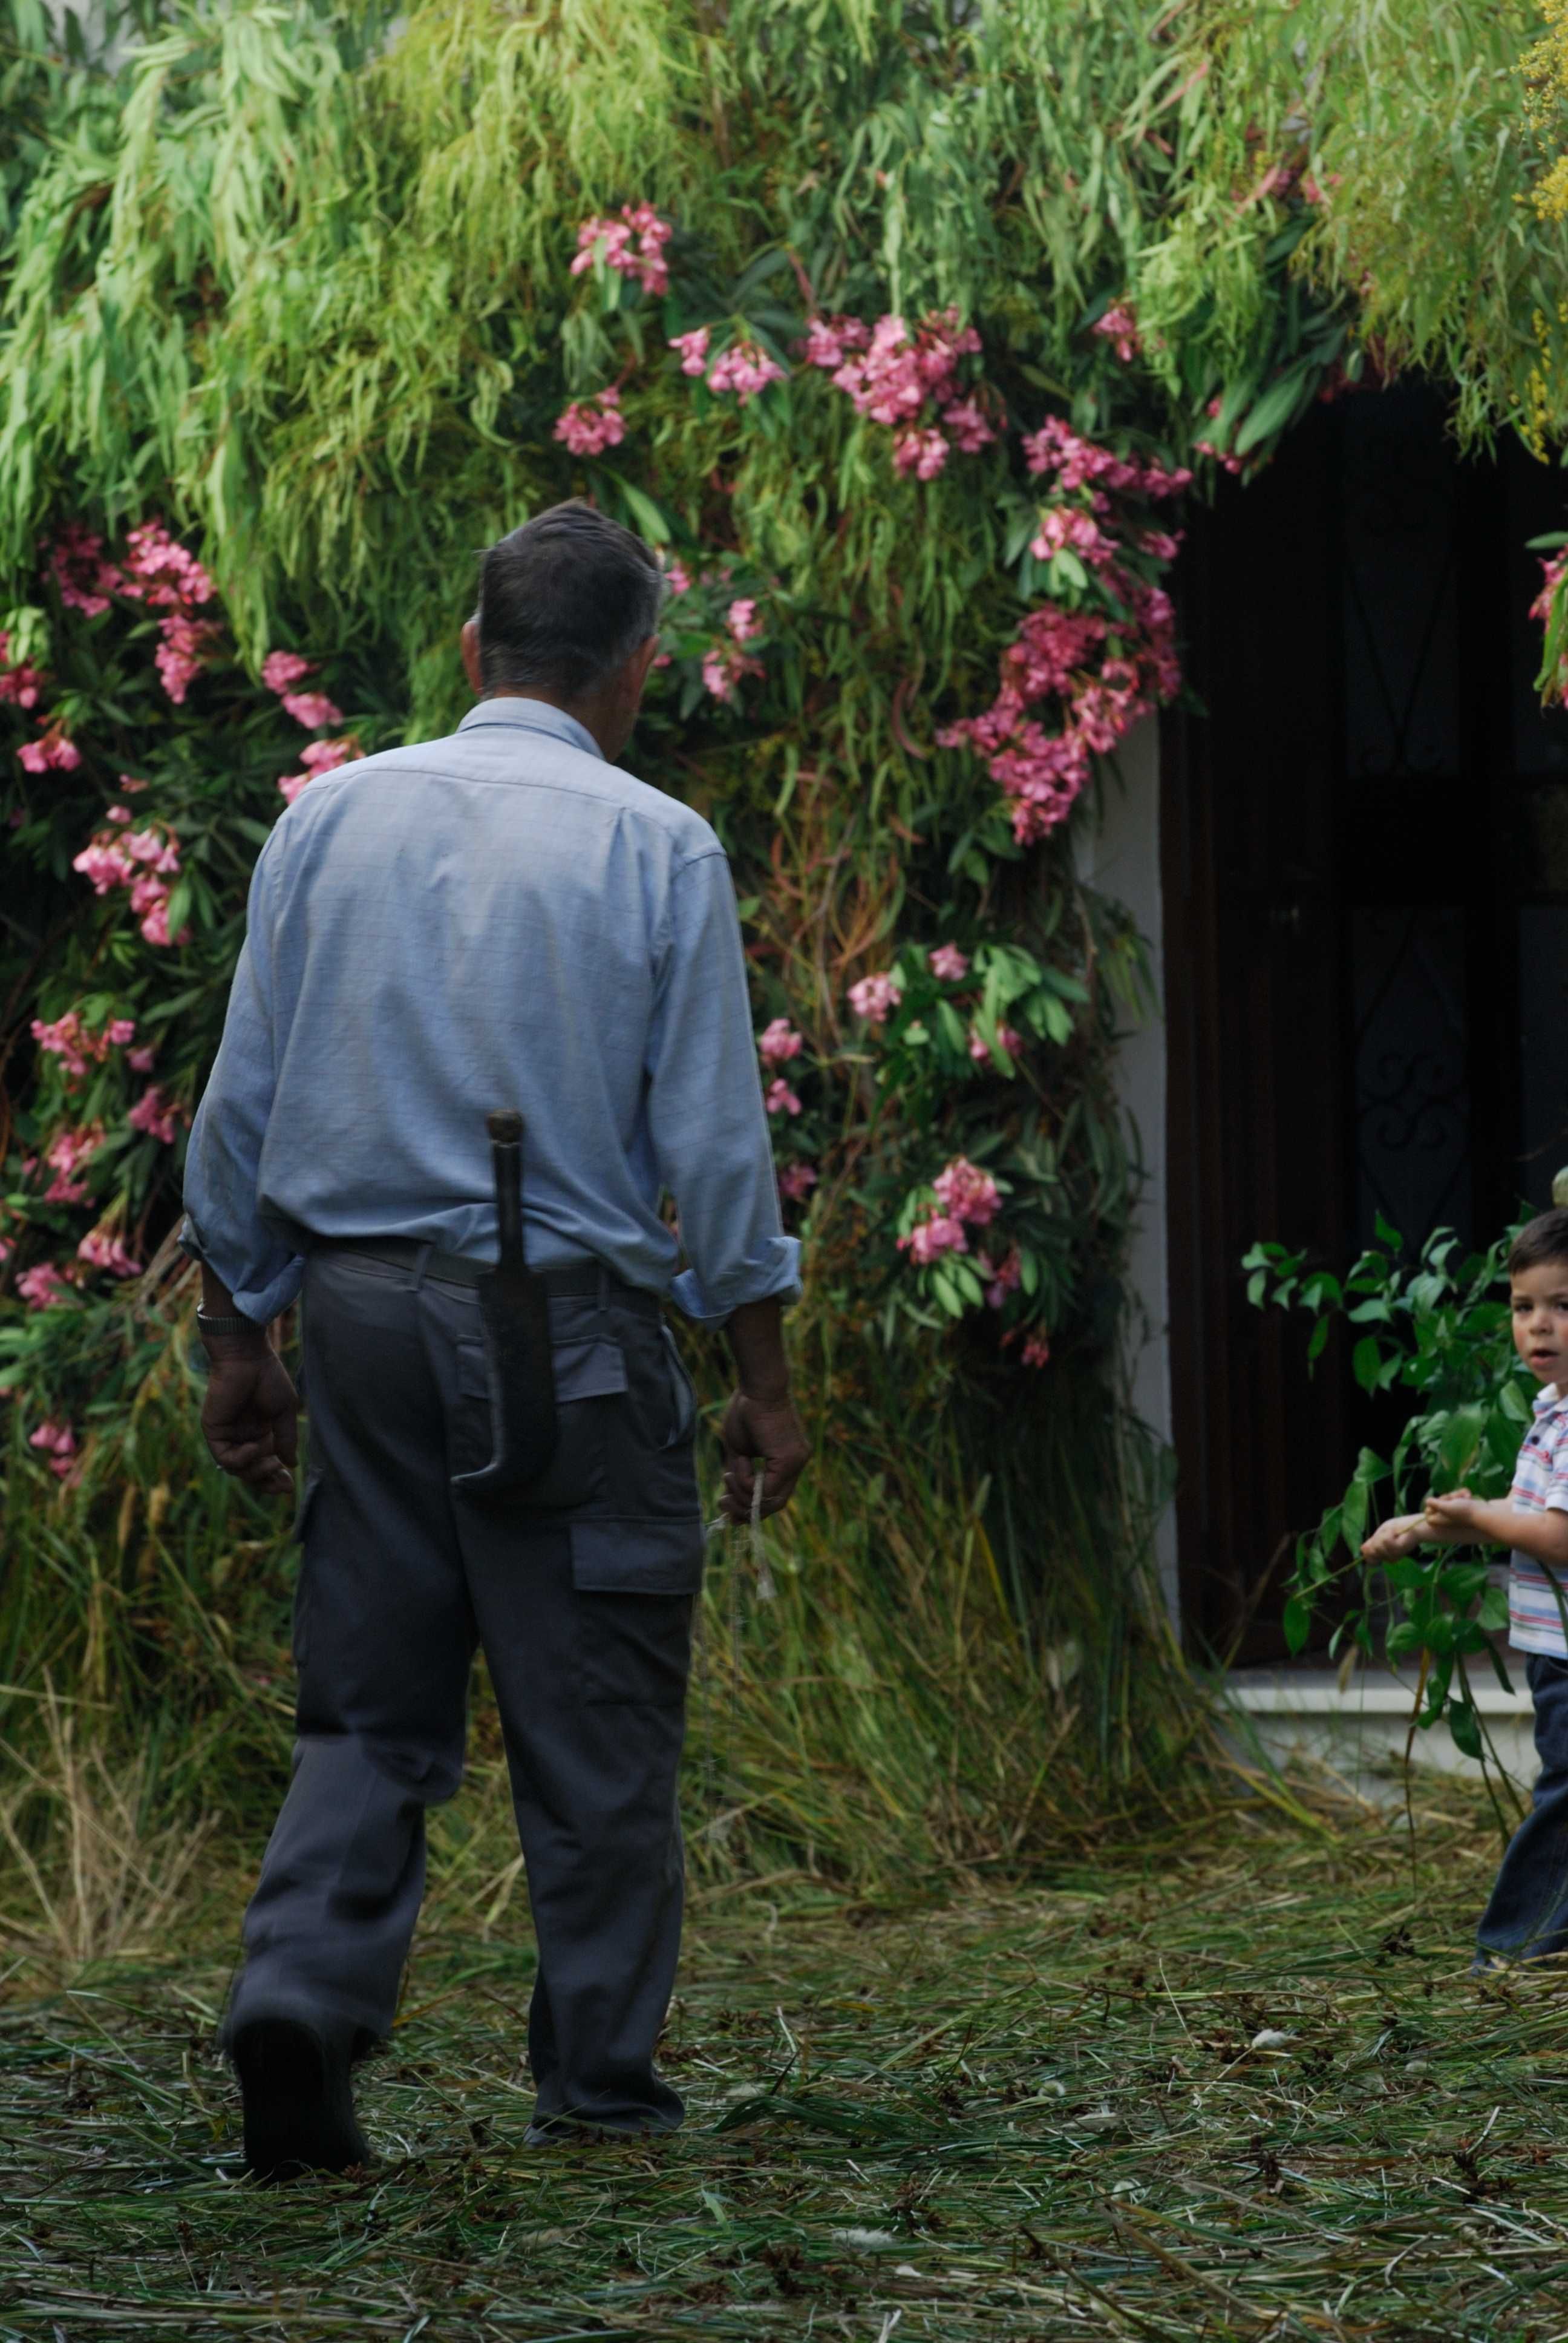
[181,698,801,1326]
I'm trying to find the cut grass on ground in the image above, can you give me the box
[1,1784,1566,2339]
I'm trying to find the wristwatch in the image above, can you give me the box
[196,1307,258,1337]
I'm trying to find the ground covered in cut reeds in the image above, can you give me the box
[1,1784,1566,2341]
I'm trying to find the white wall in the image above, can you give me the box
[1072,720,1178,1617]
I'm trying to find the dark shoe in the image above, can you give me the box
[524,2114,671,2148]
[232,2013,369,2181]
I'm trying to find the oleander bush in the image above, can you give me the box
[4,0,1568,1887]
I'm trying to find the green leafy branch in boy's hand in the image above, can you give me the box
[1244,1216,1531,1767]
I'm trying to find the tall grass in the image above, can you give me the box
[0,1253,1218,1933]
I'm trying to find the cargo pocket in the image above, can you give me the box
[453,1333,629,1511]
[570,1515,706,1593]
[575,1587,694,1707]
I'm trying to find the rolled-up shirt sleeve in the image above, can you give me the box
[650,850,802,1325]
[180,843,304,1323]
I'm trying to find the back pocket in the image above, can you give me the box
[453,1334,628,1510]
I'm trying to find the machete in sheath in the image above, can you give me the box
[450,1110,560,1499]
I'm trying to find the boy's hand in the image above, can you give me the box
[1422,1490,1477,1541]
[1361,1513,1428,1561]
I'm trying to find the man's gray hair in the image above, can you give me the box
[475,500,664,698]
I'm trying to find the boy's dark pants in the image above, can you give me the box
[1476,1654,1568,1963]
[226,1247,705,2134]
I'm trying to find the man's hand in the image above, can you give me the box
[718,1294,809,1521]
[200,1342,299,1496]
[720,1390,810,1522]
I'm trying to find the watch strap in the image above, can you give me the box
[196,1308,258,1337]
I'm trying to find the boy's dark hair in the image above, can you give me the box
[475,500,662,699]
[1508,1209,1568,1279]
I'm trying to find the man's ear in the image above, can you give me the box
[460,617,484,695]
[626,634,659,696]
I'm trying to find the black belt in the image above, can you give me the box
[312,1235,653,1308]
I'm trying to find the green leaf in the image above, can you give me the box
[598,469,671,543]
[1478,1584,1510,1632]
[1282,1590,1312,1655]
[1232,364,1312,454]
[1448,1700,1483,1761]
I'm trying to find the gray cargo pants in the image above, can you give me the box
[227,1245,706,2135]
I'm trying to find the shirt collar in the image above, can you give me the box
[456,696,603,762]
[1535,1383,1567,1418]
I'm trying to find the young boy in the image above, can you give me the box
[1362,1207,1568,1964]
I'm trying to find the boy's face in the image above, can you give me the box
[1511,1258,1568,1386]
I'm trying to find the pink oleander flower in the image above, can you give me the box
[554,387,626,458]
[981,1248,1022,1309]
[669,327,711,376]
[571,204,671,297]
[0,632,46,709]
[941,396,996,454]
[303,737,359,773]
[31,1013,90,1077]
[928,943,969,982]
[128,1084,181,1144]
[893,427,949,481]
[73,835,134,894]
[16,1263,70,1310]
[43,1122,105,1204]
[847,972,903,1025]
[701,638,763,703]
[134,888,190,949]
[106,804,131,825]
[831,308,981,437]
[262,649,314,693]
[932,1157,1001,1227]
[125,825,181,874]
[29,1418,77,1476]
[127,1044,156,1072]
[898,1213,969,1265]
[122,520,215,609]
[800,315,871,370]
[1021,1332,1051,1368]
[1030,505,1117,567]
[77,1228,142,1277]
[778,1162,818,1202]
[1138,528,1183,563]
[758,1017,803,1065]
[282,733,364,801]
[18,722,81,773]
[764,1077,802,1116]
[51,524,125,617]
[970,1023,1024,1063]
[281,690,344,730]
[706,340,787,404]
[661,557,691,594]
[119,775,148,793]
[1092,303,1142,364]
[154,612,219,704]
[30,1011,136,1078]
[727,597,762,643]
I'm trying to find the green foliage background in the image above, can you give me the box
[4,0,1568,1888]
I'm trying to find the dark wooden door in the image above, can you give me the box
[1163,388,1568,1660]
